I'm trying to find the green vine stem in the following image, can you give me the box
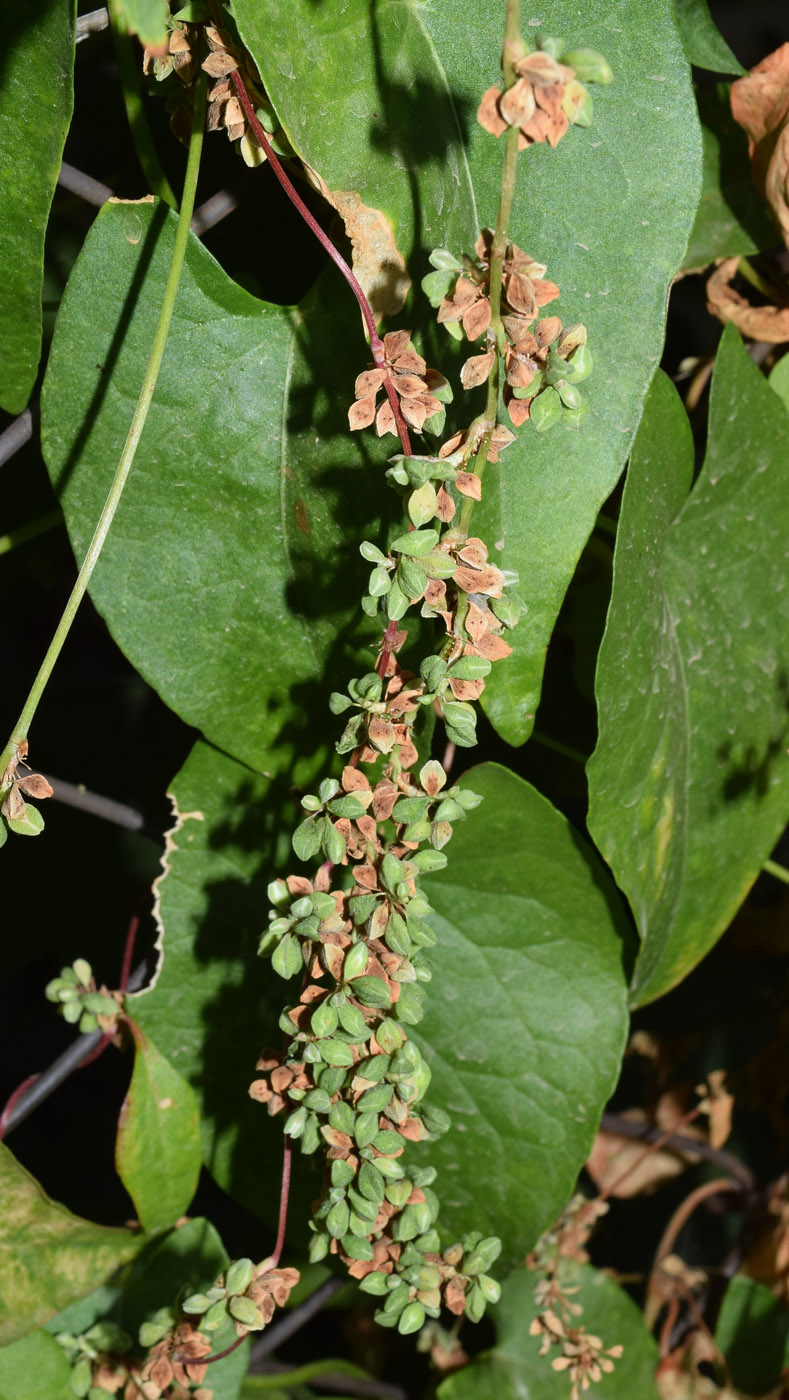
[107,0,179,209]
[0,75,207,792]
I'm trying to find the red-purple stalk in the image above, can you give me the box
[228,68,412,458]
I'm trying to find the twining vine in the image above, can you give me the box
[1,2,616,1394]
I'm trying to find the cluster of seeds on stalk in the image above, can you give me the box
[477,33,613,150]
[422,231,593,430]
[347,330,452,439]
[253,770,502,1330]
[142,7,287,164]
[55,1262,302,1397]
[44,958,121,1034]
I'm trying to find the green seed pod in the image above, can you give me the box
[225,1257,255,1296]
[78,1012,99,1034]
[385,1178,413,1208]
[398,1300,426,1335]
[332,1162,356,1194]
[70,1358,93,1397]
[72,958,92,986]
[360,539,388,564]
[465,1283,486,1324]
[358,1160,386,1202]
[311,999,339,1039]
[182,1290,213,1314]
[343,941,369,982]
[352,976,391,1009]
[359,1270,390,1295]
[328,1099,355,1136]
[430,820,453,851]
[326,1198,350,1239]
[267,878,290,906]
[322,821,347,866]
[348,1187,378,1222]
[354,1110,379,1147]
[303,1087,333,1113]
[530,385,562,432]
[228,1295,264,1328]
[415,1228,442,1254]
[375,1018,406,1053]
[308,1230,329,1263]
[479,1273,502,1304]
[62,1000,82,1025]
[375,1155,406,1181]
[80,992,119,1017]
[284,1106,307,1138]
[202,1299,230,1332]
[342,1231,375,1259]
[382,1281,411,1314]
[138,1308,174,1348]
[561,46,613,83]
[272,933,303,981]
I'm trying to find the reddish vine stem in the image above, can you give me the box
[270,1138,292,1269]
[0,1075,39,1140]
[227,66,412,456]
[176,1333,248,1368]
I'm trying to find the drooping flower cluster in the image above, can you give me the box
[142,10,288,165]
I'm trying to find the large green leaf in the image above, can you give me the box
[0,1330,72,1400]
[413,763,629,1263]
[41,203,388,770]
[118,0,167,47]
[0,1142,141,1345]
[233,0,478,298]
[115,1020,202,1233]
[671,0,744,75]
[240,0,702,745]
[0,0,76,413]
[683,85,776,271]
[437,1262,658,1399]
[715,1275,789,1395]
[130,739,300,1218]
[587,341,789,1006]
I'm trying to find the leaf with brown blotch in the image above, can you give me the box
[731,43,789,246]
[455,471,482,500]
[707,256,789,341]
[460,352,494,389]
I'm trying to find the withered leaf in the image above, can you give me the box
[707,256,789,341]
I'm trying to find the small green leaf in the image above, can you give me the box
[115,1020,201,1234]
[292,816,322,861]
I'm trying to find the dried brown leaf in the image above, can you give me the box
[707,256,789,341]
[731,43,789,246]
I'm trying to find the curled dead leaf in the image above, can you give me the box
[706,256,789,341]
[731,43,789,246]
